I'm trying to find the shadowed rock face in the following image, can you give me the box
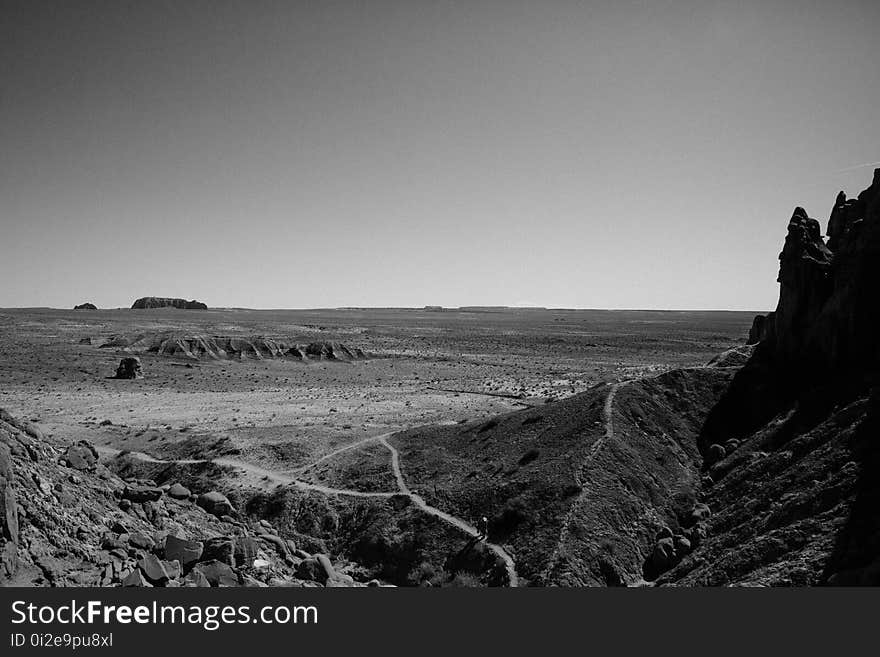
[131,297,208,310]
[678,170,880,586]
[752,168,880,378]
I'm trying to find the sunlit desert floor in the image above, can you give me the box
[0,306,754,472]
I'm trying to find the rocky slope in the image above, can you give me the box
[0,407,379,587]
[131,297,208,310]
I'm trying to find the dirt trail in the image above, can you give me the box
[294,432,397,473]
[539,381,627,583]
[94,445,395,498]
[379,436,519,586]
[97,435,520,586]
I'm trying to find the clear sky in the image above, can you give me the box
[2,0,878,310]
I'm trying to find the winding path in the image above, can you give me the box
[94,444,396,498]
[378,436,519,586]
[539,380,627,583]
[96,433,520,586]
[292,432,396,473]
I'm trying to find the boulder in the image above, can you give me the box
[648,537,678,576]
[707,444,726,463]
[114,357,143,380]
[241,575,267,587]
[73,303,97,310]
[316,554,338,582]
[687,503,712,527]
[167,483,191,500]
[202,537,235,566]
[122,568,153,587]
[258,532,290,559]
[182,569,211,587]
[673,535,692,555]
[192,560,238,587]
[122,484,162,503]
[655,525,673,541]
[127,531,155,551]
[295,557,326,583]
[163,534,203,570]
[137,553,172,585]
[62,441,99,471]
[325,574,356,587]
[234,536,260,567]
[196,491,233,518]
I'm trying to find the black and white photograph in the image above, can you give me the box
[2,0,879,630]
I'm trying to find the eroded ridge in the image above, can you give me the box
[539,381,626,584]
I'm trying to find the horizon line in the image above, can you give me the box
[1,305,769,314]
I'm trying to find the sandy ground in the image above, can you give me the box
[0,307,754,474]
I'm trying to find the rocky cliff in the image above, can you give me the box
[668,170,880,585]
[131,297,208,310]
[754,168,880,379]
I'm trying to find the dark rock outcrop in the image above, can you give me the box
[670,169,880,586]
[756,168,880,375]
[73,303,97,310]
[131,297,208,310]
[746,313,771,345]
[114,357,143,379]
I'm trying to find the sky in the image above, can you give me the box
[2,0,879,310]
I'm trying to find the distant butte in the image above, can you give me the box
[131,297,208,310]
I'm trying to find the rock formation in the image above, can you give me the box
[131,297,208,310]
[73,303,97,310]
[674,169,880,585]
[98,333,367,362]
[749,168,880,377]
